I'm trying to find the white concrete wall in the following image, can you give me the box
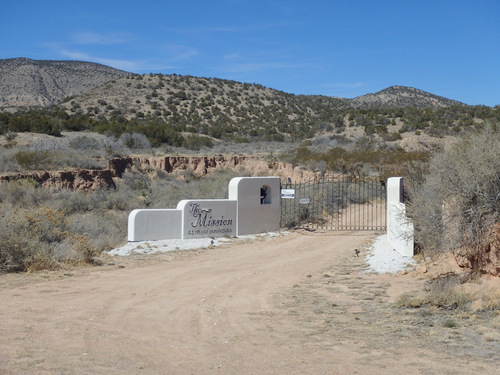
[228,176,281,236]
[127,209,182,241]
[128,176,413,252]
[128,176,281,241]
[387,177,414,257]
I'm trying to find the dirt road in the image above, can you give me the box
[1,231,498,374]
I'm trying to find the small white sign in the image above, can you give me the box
[299,198,310,204]
[281,189,295,199]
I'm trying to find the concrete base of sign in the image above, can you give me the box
[128,176,281,242]
[387,177,414,257]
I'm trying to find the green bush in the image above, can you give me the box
[15,150,52,169]
[182,134,214,150]
[118,133,151,149]
[10,148,104,171]
[69,135,101,150]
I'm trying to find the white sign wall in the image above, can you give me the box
[128,176,281,241]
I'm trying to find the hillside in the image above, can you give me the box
[1,58,464,115]
[0,58,129,109]
[56,74,469,140]
[350,86,464,108]
[3,58,497,151]
[59,73,343,140]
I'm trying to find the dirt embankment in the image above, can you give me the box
[108,154,323,182]
[0,231,498,375]
[455,223,500,277]
[0,155,323,192]
[0,169,116,190]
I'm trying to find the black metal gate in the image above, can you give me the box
[280,175,386,231]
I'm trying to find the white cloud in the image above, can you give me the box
[222,52,319,74]
[315,82,367,99]
[71,31,133,45]
[224,61,294,73]
[327,82,364,89]
[55,48,143,71]
[44,40,179,72]
[164,22,283,36]
[162,44,199,60]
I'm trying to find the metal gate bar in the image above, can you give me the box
[280,175,386,231]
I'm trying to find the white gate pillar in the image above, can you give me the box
[387,177,414,257]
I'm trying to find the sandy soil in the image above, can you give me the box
[0,230,498,375]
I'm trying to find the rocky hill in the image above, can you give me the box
[350,86,464,108]
[57,75,466,139]
[1,58,464,114]
[0,58,129,109]
[1,58,480,147]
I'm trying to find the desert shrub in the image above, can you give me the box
[480,287,500,311]
[0,205,100,272]
[380,132,402,142]
[102,187,142,211]
[396,275,473,310]
[40,149,105,169]
[0,148,21,171]
[118,133,151,149]
[182,134,214,150]
[0,209,49,272]
[0,180,132,273]
[15,150,52,169]
[69,211,126,251]
[424,276,473,309]
[147,168,250,209]
[0,179,50,206]
[3,147,105,171]
[69,135,102,150]
[407,123,500,259]
[48,189,104,213]
[191,168,250,199]
[147,178,188,208]
[120,168,152,191]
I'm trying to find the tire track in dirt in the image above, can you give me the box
[0,231,371,374]
[1,230,498,375]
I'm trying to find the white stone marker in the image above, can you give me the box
[128,176,281,241]
[386,177,414,257]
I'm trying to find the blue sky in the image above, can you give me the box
[1,0,499,106]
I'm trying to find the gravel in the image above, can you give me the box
[365,234,416,274]
[108,232,283,256]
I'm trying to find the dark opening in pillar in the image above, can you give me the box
[260,185,271,204]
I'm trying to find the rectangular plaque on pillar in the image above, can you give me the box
[177,199,237,239]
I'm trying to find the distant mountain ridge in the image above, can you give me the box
[0,58,129,109]
[0,58,465,111]
[350,86,464,108]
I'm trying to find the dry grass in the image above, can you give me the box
[0,164,252,273]
[264,245,500,372]
[395,275,475,310]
